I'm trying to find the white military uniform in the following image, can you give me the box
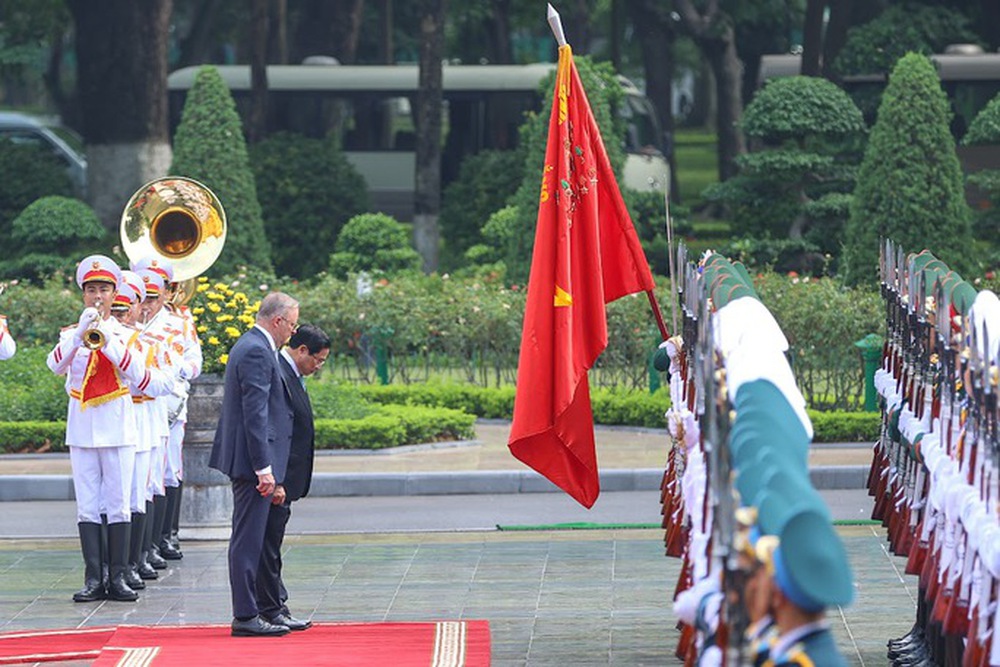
[48,286,156,524]
[0,315,14,360]
[149,305,200,485]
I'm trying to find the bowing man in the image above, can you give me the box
[209,292,298,637]
[256,324,330,631]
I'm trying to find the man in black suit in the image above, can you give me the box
[209,292,298,637]
[256,324,331,631]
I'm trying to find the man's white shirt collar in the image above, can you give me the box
[254,324,277,352]
[280,348,301,378]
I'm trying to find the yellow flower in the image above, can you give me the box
[192,307,205,315]
[197,325,208,333]
[216,314,234,323]
[234,292,248,303]
[239,314,254,325]
[196,283,210,293]
[219,354,229,365]
[208,336,220,345]
[207,292,225,300]
[225,326,241,338]
[198,276,209,283]
[207,302,222,313]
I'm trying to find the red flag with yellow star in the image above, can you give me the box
[508,44,655,508]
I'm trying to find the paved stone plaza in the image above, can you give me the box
[0,524,914,666]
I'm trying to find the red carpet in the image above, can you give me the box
[0,621,490,666]
[0,627,115,664]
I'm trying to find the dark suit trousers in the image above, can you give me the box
[228,478,272,619]
[256,501,292,617]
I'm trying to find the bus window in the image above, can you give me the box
[167,64,669,220]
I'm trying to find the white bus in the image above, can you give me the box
[167,63,669,221]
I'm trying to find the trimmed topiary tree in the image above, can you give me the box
[0,196,108,281]
[169,66,272,275]
[439,149,524,271]
[0,139,74,244]
[962,95,1000,245]
[842,53,973,286]
[503,56,628,284]
[707,76,865,269]
[250,132,369,279]
[329,213,422,278]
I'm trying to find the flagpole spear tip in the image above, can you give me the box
[547,3,568,47]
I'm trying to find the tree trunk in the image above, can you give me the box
[379,0,394,64]
[489,0,513,64]
[801,0,826,77]
[67,0,173,227]
[269,0,288,64]
[291,0,365,64]
[413,0,446,273]
[248,0,270,144]
[176,0,228,67]
[821,0,854,80]
[626,0,680,202]
[674,0,745,181]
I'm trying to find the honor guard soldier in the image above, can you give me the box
[759,509,854,667]
[0,311,14,360]
[47,255,159,603]
[133,268,174,571]
[112,271,178,591]
[132,257,201,560]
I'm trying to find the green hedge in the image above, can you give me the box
[807,410,880,443]
[314,405,474,450]
[0,421,67,453]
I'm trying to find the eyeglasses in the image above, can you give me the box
[310,352,328,366]
[280,316,299,333]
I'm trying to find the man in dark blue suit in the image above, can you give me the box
[209,292,298,637]
[256,324,331,631]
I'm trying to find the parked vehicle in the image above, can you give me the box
[0,112,87,197]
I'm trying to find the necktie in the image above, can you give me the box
[299,375,306,389]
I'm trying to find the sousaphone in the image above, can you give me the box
[120,176,227,305]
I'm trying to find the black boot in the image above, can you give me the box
[170,481,183,550]
[126,513,146,590]
[158,486,183,560]
[139,500,160,578]
[148,495,168,569]
[73,522,106,602]
[106,522,138,602]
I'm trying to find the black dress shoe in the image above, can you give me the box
[264,613,312,631]
[231,616,291,637]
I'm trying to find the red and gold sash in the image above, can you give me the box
[71,350,129,409]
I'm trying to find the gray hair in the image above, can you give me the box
[257,292,298,323]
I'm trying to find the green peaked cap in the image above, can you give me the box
[773,509,854,610]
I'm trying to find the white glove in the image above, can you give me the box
[75,307,100,339]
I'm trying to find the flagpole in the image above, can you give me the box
[664,183,679,337]
[546,3,669,342]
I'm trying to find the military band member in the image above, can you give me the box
[47,255,157,603]
[0,312,14,360]
[133,268,174,572]
[111,271,178,590]
[132,257,201,560]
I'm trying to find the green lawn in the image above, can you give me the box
[674,128,718,207]
[673,129,731,254]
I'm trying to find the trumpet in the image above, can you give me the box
[83,299,106,350]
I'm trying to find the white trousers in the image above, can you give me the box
[130,449,151,513]
[147,438,167,499]
[164,420,184,487]
[70,446,135,524]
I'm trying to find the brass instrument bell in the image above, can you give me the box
[83,300,106,350]
[120,177,227,288]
